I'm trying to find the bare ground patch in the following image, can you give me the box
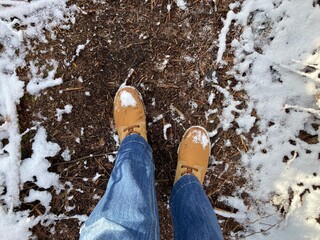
[18,1,249,239]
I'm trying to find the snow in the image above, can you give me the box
[217,0,320,238]
[235,114,256,133]
[56,104,73,121]
[120,90,137,107]
[189,100,198,110]
[69,39,90,63]
[75,40,90,57]
[156,55,170,72]
[163,123,172,140]
[191,129,210,150]
[184,55,196,63]
[107,155,115,163]
[76,188,84,193]
[175,0,187,10]
[205,108,218,122]
[26,60,63,95]
[205,70,219,85]
[167,4,172,12]
[153,114,163,122]
[20,127,61,190]
[214,85,241,130]
[1,0,320,238]
[112,133,119,147]
[208,92,215,105]
[24,189,52,213]
[92,194,101,200]
[65,205,76,212]
[0,209,37,240]
[217,10,237,64]
[92,173,101,182]
[61,147,71,161]
[224,139,231,147]
[0,1,85,239]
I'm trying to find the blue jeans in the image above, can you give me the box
[80,134,223,240]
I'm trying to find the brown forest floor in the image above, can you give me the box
[18,1,250,239]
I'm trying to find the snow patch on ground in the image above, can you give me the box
[20,127,61,190]
[0,1,83,239]
[27,60,63,95]
[56,104,73,121]
[0,209,38,240]
[218,0,320,238]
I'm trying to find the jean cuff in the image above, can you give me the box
[119,134,153,160]
[170,175,201,205]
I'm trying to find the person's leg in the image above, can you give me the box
[170,175,223,240]
[80,86,159,240]
[170,126,223,240]
[80,134,159,240]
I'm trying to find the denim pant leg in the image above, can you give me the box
[170,175,223,240]
[80,134,160,240]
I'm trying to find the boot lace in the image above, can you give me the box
[123,125,140,136]
[181,165,198,176]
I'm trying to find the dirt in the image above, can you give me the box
[17,0,249,239]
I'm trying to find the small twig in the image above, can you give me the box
[158,83,179,89]
[120,68,135,88]
[170,104,186,120]
[156,179,171,182]
[283,104,320,116]
[276,62,313,79]
[95,158,110,177]
[291,59,320,70]
[243,223,277,238]
[287,151,297,165]
[76,5,88,15]
[240,135,248,152]
[63,87,83,91]
[247,213,273,224]
[21,125,38,136]
[119,41,148,50]
[214,207,235,214]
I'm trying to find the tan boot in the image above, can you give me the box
[174,126,211,184]
[113,86,147,143]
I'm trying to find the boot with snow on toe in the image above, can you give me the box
[113,86,147,143]
[174,126,211,185]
